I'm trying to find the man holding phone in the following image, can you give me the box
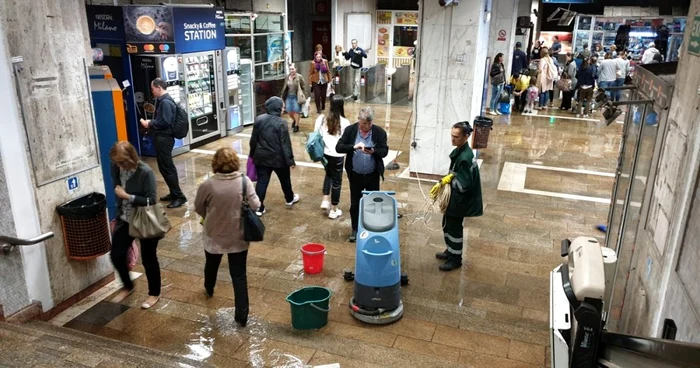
[336,107,389,242]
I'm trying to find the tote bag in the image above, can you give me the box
[241,175,265,242]
[129,198,171,239]
[246,157,258,181]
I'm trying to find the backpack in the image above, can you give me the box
[172,103,189,139]
[163,96,188,139]
[306,118,326,163]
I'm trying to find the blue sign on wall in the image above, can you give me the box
[86,5,125,41]
[172,8,225,54]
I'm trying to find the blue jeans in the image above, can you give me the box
[490,83,504,111]
[539,90,549,107]
[614,78,625,101]
[599,80,615,99]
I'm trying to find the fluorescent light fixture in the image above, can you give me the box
[629,31,657,38]
[485,11,491,23]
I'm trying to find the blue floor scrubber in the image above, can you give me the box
[348,191,404,324]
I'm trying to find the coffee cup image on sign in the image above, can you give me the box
[136,15,156,34]
[125,6,174,42]
[162,56,178,81]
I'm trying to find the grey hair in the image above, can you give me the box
[358,107,374,122]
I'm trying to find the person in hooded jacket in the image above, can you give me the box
[249,97,300,216]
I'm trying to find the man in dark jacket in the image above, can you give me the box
[335,106,389,242]
[435,122,483,271]
[249,97,299,216]
[140,78,186,208]
[511,42,528,76]
[343,39,368,101]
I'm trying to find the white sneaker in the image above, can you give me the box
[488,111,497,116]
[255,207,266,217]
[320,200,330,210]
[286,193,300,206]
[496,110,502,115]
[328,209,342,219]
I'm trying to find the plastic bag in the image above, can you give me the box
[498,89,510,103]
[326,84,335,98]
[301,97,311,118]
[246,157,257,182]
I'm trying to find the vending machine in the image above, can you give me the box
[184,51,221,145]
[130,54,188,157]
[224,47,242,133]
[239,59,255,126]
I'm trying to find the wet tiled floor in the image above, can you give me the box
[63,102,621,367]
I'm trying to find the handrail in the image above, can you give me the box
[0,232,54,255]
[599,331,700,368]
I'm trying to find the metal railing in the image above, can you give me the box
[0,232,54,255]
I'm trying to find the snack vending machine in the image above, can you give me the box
[239,59,255,126]
[224,47,242,133]
[130,54,188,157]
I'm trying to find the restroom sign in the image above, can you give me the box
[498,29,507,41]
[67,176,79,193]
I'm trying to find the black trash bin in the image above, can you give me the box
[472,116,494,149]
[56,192,111,260]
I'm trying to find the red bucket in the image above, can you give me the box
[301,243,326,274]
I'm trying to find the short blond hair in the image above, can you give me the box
[110,141,139,170]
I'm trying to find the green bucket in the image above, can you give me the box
[285,286,332,330]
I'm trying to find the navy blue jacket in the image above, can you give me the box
[576,67,596,87]
[511,49,528,75]
[343,47,368,69]
[149,94,177,136]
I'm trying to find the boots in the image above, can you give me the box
[234,308,248,328]
[435,249,450,260]
[439,256,462,272]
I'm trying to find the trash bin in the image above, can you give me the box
[56,192,111,260]
[472,116,494,149]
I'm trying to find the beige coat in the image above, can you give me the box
[194,172,261,254]
[537,56,557,91]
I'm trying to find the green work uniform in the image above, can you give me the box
[442,143,483,260]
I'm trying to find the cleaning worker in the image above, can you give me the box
[433,122,483,271]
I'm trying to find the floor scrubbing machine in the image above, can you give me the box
[348,191,404,324]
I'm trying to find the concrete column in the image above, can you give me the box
[410,0,491,176]
[488,0,518,76]
[0,0,112,312]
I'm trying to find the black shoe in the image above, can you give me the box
[293,125,300,133]
[435,250,450,260]
[160,194,175,202]
[352,95,358,101]
[234,309,248,327]
[167,198,187,208]
[348,232,357,243]
[439,259,463,272]
[205,287,214,298]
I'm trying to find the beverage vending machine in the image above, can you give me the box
[224,47,242,133]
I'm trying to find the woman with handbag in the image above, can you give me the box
[194,148,261,327]
[281,64,307,133]
[489,53,506,116]
[309,51,332,114]
[559,52,578,110]
[313,95,351,219]
[109,141,166,309]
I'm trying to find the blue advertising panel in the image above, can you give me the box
[172,8,225,54]
[86,5,125,41]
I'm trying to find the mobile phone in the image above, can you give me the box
[363,146,373,152]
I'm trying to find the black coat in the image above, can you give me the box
[249,97,295,168]
[335,123,389,179]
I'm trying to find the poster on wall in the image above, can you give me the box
[377,25,390,57]
[377,11,392,24]
[394,12,418,25]
[540,31,573,54]
[123,6,175,54]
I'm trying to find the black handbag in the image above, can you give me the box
[241,175,265,242]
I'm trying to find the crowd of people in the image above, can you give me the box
[490,38,661,118]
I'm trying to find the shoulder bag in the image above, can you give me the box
[129,198,171,239]
[241,175,265,242]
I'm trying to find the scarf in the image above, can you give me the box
[314,59,328,73]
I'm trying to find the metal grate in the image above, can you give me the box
[59,212,111,260]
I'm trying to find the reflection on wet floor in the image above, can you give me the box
[57,103,621,367]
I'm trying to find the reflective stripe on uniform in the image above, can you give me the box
[447,246,463,255]
[444,233,463,244]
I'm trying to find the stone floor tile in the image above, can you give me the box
[508,339,546,365]
[233,338,316,367]
[393,335,461,362]
[308,351,387,368]
[460,351,541,368]
[432,325,510,357]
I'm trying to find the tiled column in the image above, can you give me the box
[410,0,491,176]
[488,0,518,76]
